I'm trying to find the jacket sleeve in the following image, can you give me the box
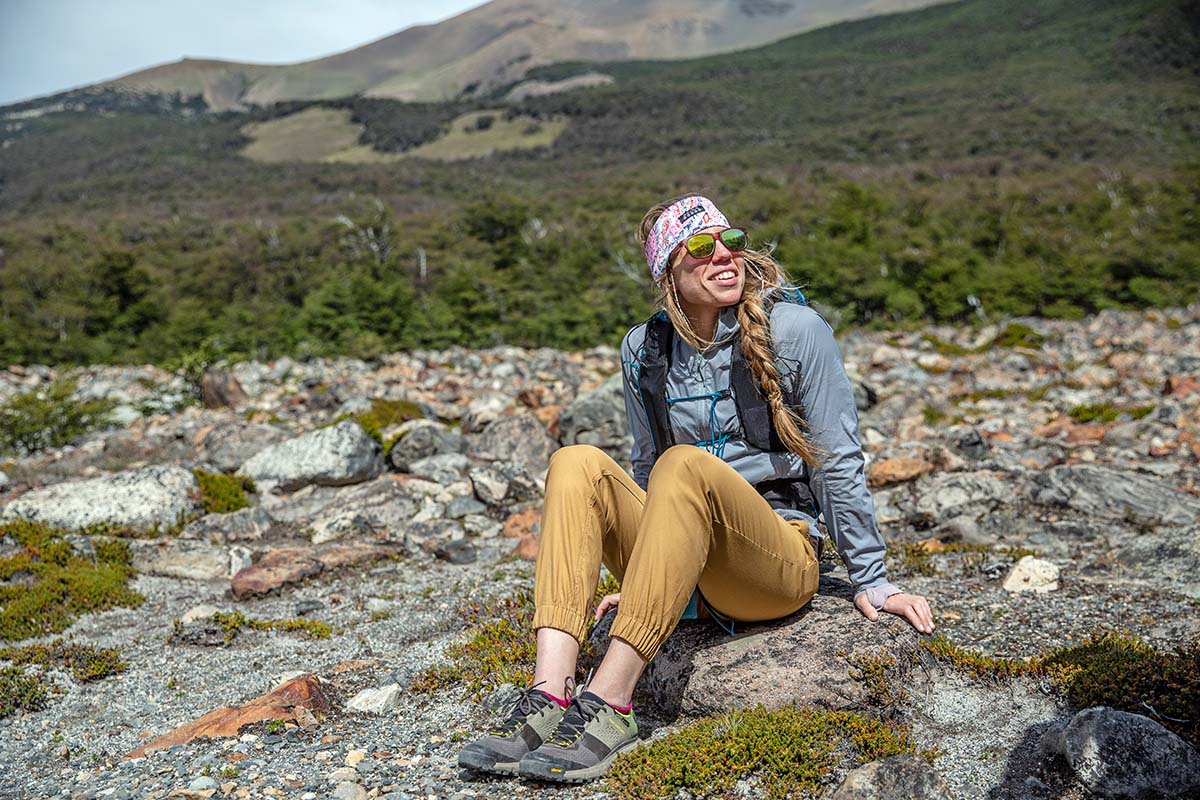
[774,306,900,604]
[620,325,655,491]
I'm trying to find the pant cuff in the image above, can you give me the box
[609,612,669,662]
[532,604,591,643]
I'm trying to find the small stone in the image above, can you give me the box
[445,495,486,519]
[180,604,221,624]
[867,457,936,487]
[1002,555,1060,593]
[365,597,392,613]
[434,539,477,565]
[188,776,219,791]
[345,750,366,767]
[333,783,368,800]
[328,767,360,783]
[346,684,402,715]
[294,599,324,616]
[294,705,319,729]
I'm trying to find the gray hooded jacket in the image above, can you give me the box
[619,301,901,607]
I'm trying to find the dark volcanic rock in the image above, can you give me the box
[829,755,954,800]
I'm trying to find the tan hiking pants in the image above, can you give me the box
[531,444,820,662]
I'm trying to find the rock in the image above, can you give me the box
[1042,706,1200,799]
[305,476,422,545]
[912,471,1014,525]
[199,423,289,473]
[434,539,477,565]
[950,427,989,459]
[867,457,935,487]
[445,495,486,519]
[181,604,222,624]
[332,783,367,800]
[132,539,231,581]
[0,470,8,489]
[386,420,464,471]
[231,543,399,599]
[126,674,330,758]
[344,749,365,766]
[345,684,402,714]
[557,374,631,464]
[828,755,953,800]
[501,508,541,539]
[294,599,324,615]
[1114,528,1200,598]
[327,767,359,783]
[1,464,201,530]
[1032,464,1200,527]
[846,369,879,412]
[471,412,557,470]
[470,463,542,507]
[1003,555,1060,593]
[181,507,276,543]
[1165,375,1200,398]
[109,404,141,427]
[513,531,540,562]
[199,369,248,409]
[241,420,384,492]
[407,453,470,485]
[188,776,219,792]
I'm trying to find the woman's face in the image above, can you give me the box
[669,226,747,316]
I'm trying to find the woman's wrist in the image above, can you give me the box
[856,582,902,611]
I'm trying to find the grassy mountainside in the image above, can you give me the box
[0,0,1196,366]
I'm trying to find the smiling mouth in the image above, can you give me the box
[710,269,738,282]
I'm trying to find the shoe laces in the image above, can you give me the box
[488,680,550,737]
[547,692,607,748]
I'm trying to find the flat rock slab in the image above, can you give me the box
[1032,464,1200,527]
[231,543,398,599]
[198,422,289,473]
[830,755,954,800]
[241,420,384,492]
[126,674,329,759]
[1,464,200,530]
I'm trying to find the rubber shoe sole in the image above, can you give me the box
[458,744,520,776]
[517,737,640,783]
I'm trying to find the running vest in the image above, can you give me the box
[635,296,817,518]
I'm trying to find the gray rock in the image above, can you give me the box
[1114,528,1200,598]
[828,755,953,799]
[181,507,276,543]
[912,471,1015,525]
[332,782,368,800]
[470,413,556,470]
[130,539,231,581]
[387,420,464,471]
[445,495,486,519]
[188,776,219,791]
[1042,706,1200,799]
[1032,464,1200,528]
[200,422,290,473]
[108,404,142,427]
[558,374,631,465]
[242,420,384,492]
[434,539,477,565]
[1,464,200,530]
[305,477,421,544]
[345,684,402,714]
[408,453,470,485]
[845,369,879,411]
[470,463,543,507]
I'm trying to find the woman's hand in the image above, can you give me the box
[854,591,934,634]
[594,592,621,622]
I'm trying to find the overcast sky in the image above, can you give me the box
[0,0,484,106]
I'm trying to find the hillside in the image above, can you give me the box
[0,0,1196,367]
[90,0,941,109]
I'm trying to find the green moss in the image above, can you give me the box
[608,706,934,800]
[898,542,1036,577]
[0,379,115,457]
[921,405,948,425]
[0,666,48,718]
[1165,318,1183,330]
[195,611,334,642]
[954,388,1021,404]
[1069,403,1156,424]
[986,323,1046,350]
[327,399,426,455]
[920,334,972,357]
[843,650,908,707]
[0,521,144,642]
[0,639,125,682]
[193,469,256,514]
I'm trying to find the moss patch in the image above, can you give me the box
[0,666,48,718]
[1068,403,1155,425]
[843,649,908,707]
[896,541,1036,577]
[986,322,1045,350]
[0,521,144,641]
[608,706,934,800]
[193,470,256,514]
[171,611,334,643]
[0,639,125,681]
[327,398,425,456]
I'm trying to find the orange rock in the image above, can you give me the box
[1066,425,1107,444]
[867,457,935,487]
[982,430,1014,443]
[914,537,947,553]
[126,675,329,759]
[331,658,379,674]
[1165,375,1200,398]
[502,508,542,539]
[231,544,397,599]
[1179,431,1200,460]
[1034,416,1075,438]
[534,404,562,436]
[513,531,540,562]
[192,424,215,449]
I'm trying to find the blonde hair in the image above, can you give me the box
[637,196,824,467]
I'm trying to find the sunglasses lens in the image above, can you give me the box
[720,228,748,252]
[685,233,716,258]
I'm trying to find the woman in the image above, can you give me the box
[459,194,933,783]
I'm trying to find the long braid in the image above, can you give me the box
[636,197,824,466]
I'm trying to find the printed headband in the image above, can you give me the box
[643,195,730,283]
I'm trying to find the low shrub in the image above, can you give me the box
[0,666,48,718]
[193,470,256,514]
[0,639,126,682]
[0,380,114,456]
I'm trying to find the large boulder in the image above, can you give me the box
[305,476,422,544]
[1032,465,1200,528]
[130,539,234,581]
[470,413,557,471]
[387,420,464,472]
[1041,706,1200,799]
[558,373,632,466]
[241,420,384,492]
[181,507,278,544]
[199,422,290,473]
[1,464,200,530]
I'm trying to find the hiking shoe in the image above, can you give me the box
[518,691,639,783]
[458,685,567,776]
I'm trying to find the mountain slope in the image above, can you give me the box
[99,0,942,109]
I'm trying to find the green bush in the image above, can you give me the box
[0,667,48,719]
[0,380,114,456]
[0,639,126,682]
[193,470,256,514]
